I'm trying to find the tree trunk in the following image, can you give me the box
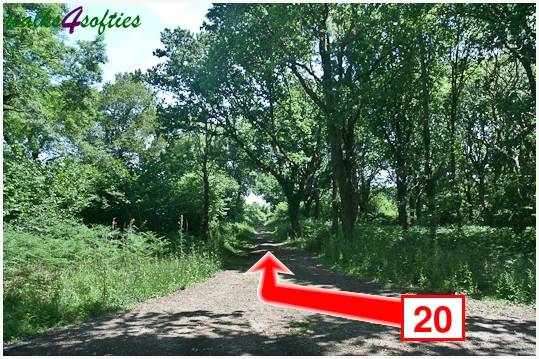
[419,41,436,237]
[518,55,536,100]
[328,122,358,240]
[358,174,372,217]
[331,175,339,233]
[449,45,463,228]
[449,85,457,178]
[287,194,301,237]
[304,197,312,218]
[201,158,210,241]
[200,124,210,242]
[464,180,473,220]
[234,188,243,221]
[396,165,408,231]
[414,185,422,223]
[478,173,486,213]
[409,191,416,226]
[314,191,320,219]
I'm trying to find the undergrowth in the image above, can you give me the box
[3,216,257,341]
[275,219,536,304]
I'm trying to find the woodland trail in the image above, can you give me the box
[4,232,536,355]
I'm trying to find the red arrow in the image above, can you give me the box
[247,251,402,327]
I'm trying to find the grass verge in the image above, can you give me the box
[273,219,536,304]
[3,219,222,341]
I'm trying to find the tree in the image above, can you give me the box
[3,3,106,160]
[471,3,536,99]
[204,3,391,239]
[202,37,324,236]
[95,73,158,165]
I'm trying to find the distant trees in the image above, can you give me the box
[3,3,535,240]
[148,25,326,237]
[3,4,246,237]
[196,3,535,235]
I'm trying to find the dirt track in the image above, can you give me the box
[4,233,536,355]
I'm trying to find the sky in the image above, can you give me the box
[67,2,211,83]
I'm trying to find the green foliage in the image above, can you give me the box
[368,192,398,223]
[3,220,221,341]
[265,201,293,241]
[95,73,158,163]
[4,3,105,160]
[243,202,269,228]
[288,221,535,304]
[3,157,102,223]
[271,202,290,222]
[135,164,242,235]
[213,222,257,257]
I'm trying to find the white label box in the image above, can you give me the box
[401,295,465,341]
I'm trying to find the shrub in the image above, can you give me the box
[243,203,269,228]
[215,222,257,256]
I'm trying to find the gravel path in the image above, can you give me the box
[4,232,536,355]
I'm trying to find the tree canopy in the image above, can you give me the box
[4,2,535,238]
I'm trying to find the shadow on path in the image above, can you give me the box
[4,232,536,355]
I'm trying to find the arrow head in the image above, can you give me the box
[246,251,293,275]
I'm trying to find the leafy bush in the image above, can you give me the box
[214,222,257,256]
[243,203,269,228]
[367,191,398,223]
[3,157,103,223]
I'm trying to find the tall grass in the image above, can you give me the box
[3,219,222,341]
[284,219,536,304]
